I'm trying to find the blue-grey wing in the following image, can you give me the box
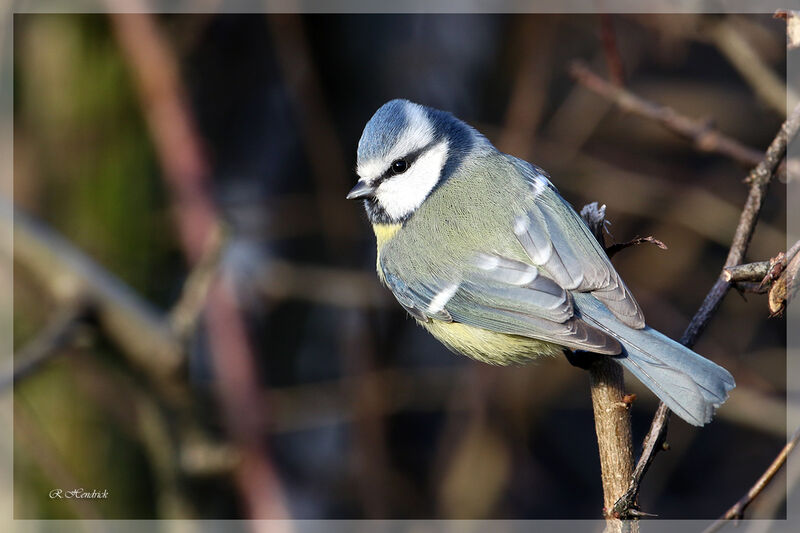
[507,155,645,329]
[381,254,621,355]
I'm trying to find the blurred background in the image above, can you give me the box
[8,12,790,521]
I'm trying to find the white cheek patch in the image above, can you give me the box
[374,140,449,220]
[357,102,436,183]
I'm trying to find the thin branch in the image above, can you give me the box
[682,101,800,345]
[606,236,667,259]
[702,426,800,533]
[613,99,800,518]
[723,261,771,283]
[569,61,764,168]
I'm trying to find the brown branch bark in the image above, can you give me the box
[581,203,638,531]
[723,261,771,282]
[589,360,636,530]
[569,61,764,168]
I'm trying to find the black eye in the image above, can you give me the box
[390,159,409,174]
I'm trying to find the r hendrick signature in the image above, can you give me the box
[49,488,109,499]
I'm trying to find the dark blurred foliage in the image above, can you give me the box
[11,12,788,521]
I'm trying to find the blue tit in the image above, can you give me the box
[346,99,735,426]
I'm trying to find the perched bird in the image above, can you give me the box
[347,99,735,426]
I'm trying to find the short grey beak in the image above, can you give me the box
[346,181,375,200]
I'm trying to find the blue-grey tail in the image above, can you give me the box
[573,293,735,426]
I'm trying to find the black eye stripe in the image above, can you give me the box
[375,141,436,185]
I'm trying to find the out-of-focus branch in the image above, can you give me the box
[705,18,796,115]
[600,14,625,86]
[702,426,800,533]
[110,10,288,521]
[569,62,764,168]
[257,258,392,309]
[613,100,800,519]
[5,200,184,380]
[2,302,91,391]
[266,13,358,246]
[267,13,396,516]
[168,222,224,340]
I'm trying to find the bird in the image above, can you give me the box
[346,99,735,426]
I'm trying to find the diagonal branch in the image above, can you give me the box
[4,200,184,381]
[701,425,800,533]
[569,61,764,168]
[612,99,800,519]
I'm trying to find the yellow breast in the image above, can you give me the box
[371,222,562,365]
[422,319,564,365]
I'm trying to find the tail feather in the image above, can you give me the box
[573,293,735,426]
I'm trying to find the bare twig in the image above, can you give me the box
[682,101,800,344]
[569,61,764,168]
[723,261,771,283]
[613,100,800,518]
[611,403,670,518]
[722,241,800,307]
[702,426,800,533]
[606,236,667,259]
